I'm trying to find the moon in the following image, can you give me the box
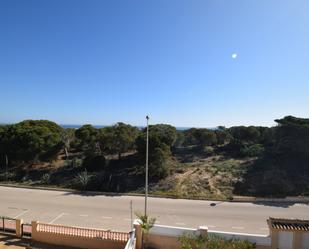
[232,53,238,59]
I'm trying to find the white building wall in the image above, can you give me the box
[148,224,271,247]
[278,231,293,249]
[301,232,309,249]
[150,224,197,237]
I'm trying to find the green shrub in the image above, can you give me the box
[240,144,264,157]
[0,172,16,181]
[179,233,255,249]
[71,158,83,168]
[40,173,50,184]
[228,237,256,249]
[206,235,227,249]
[179,232,207,249]
[74,169,91,190]
[204,146,215,156]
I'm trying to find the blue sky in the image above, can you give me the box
[0,0,308,127]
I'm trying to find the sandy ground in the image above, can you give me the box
[0,234,28,249]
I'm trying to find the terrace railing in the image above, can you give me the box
[22,223,32,237]
[37,223,130,242]
[0,217,16,234]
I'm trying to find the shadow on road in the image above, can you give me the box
[210,201,226,207]
[251,201,309,208]
[61,190,124,197]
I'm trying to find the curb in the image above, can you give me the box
[0,183,142,198]
[0,183,227,201]
[0,183,308,204]
[233,196,309,204]
[0,183,224,201]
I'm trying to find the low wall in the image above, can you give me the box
[150,224,198,237]
[147,224,200,249]
[32,221,128,249]
[147,233,180,249]
[140,223,271,249]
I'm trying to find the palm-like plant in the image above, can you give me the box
[135,213,156,249]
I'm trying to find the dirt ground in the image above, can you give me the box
[0,234,78,249]
[0,234,28,249]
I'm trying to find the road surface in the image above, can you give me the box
[1,186,309,235]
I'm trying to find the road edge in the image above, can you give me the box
[0,183,309,204]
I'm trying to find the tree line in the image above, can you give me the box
[0,116,308,183]
[0,120,177,179]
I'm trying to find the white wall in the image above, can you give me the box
[301,232,309,249]
[149,224,271,247]
[278,231,293,249]
[150,224,197,237]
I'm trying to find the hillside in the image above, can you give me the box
[1,116,309,199]
[0,149,255,200]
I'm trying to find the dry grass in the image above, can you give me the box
[150,155,254,200]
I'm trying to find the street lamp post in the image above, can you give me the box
[130,200,133,230]
[5,154,8,181]
[144,115,149,216]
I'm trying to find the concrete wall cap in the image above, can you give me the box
[133,219,141,225]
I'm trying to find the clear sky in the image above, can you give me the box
[0,0,308,127]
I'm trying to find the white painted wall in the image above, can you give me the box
[150,224,197,237]
[148,224,271,246]
[278,231,293,249]
[301,232,309,249]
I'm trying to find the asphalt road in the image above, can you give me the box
[1,186,309,235]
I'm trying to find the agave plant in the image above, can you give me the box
[74,169,90,190]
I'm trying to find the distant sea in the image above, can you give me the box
[0,123,206,131]
[61,124,191,131]
[61,124,105,129]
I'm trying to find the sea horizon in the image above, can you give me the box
[0,122,193,131]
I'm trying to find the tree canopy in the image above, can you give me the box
[0,120,63,162]
[100,122,140,158]
[228,126,261,143]
[274,116,309,156]
[136,124,177,178]
[136,124,177,154]
[75,124,100,155]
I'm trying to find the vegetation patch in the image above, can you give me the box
[1,116,309,199]
[179,232,255,249]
